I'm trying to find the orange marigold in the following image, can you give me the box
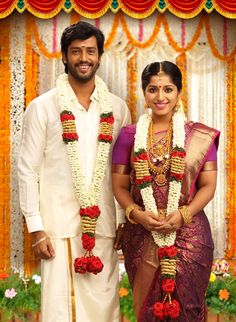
[219,288,230,301]
[119,287,129,298]
[0,272,9,280]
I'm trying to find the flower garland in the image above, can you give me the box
[57,73,114,275]
[133,105,186,319]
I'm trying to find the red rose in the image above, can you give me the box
[138,153,148,160]
[162,278,175,293]
[158,247,166,258]
[153,302,166,320]
[60,113,75,122]
[165,299,180,318]
[166,245,178,258]
[171,150,186,158]
[170,172,185,181]
[74,256,88,274]
[82,233,95,251]
[98,134,112,142]
[87,255,104,274]
[100,116,114,124]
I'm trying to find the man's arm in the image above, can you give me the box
[18,100,55,259]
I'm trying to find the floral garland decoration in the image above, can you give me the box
[133,104,186,320]
[57,73,114,275]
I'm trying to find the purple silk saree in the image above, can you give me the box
[113,121,220,322]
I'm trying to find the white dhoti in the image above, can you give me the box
[41,236,119,322]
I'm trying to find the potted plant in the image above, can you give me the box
[0,270,41,322]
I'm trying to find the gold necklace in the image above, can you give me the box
[148,120,172,186]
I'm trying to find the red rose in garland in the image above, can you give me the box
[74,257,88,274]
[166,245,178,257]
[162,278,175,293]
[165,300,180,318]
[82,234,95,251]
[87,255,104,274]
[153,302,166,320]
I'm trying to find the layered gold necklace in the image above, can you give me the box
[147,119,173,186]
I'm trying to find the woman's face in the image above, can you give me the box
[144,74,180,119]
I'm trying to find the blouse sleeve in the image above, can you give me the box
[112,127,134,164]
[201,140,218,171]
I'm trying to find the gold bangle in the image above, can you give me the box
[32,236,48,248]
[179,206,192,224]
[125,203,140,224]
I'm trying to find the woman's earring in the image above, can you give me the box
[144,102,148,110]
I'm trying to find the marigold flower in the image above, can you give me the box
[119,287,129,298]
[0,272,9,279]
[219,288,230,301]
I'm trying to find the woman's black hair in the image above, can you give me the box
[141,61,182,92]
[61,21,105,73]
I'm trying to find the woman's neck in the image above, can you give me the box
[152,113,173,132]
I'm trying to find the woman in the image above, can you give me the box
[112,61,219,321]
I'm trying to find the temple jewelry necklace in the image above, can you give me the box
[148,119,173,186]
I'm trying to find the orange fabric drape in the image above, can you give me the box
[24,15,40,274]
[225,58,236,260]
[0,18,11,272]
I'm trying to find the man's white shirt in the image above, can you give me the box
[18,83,130,238]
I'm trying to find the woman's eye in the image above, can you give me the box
[165,88,173,93]
[149,88,156,93]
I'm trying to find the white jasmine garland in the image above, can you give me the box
[134,104,186,247]
[57,73,113,209]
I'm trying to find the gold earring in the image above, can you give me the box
[144,102,148,110]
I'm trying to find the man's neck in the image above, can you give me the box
[68,75,95,111]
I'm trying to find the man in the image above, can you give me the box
[18,21,130,322]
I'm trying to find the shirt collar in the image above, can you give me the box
[68,82,99,106]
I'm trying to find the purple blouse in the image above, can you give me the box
[112,124,217,168]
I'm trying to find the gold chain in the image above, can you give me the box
[147,120,173,186]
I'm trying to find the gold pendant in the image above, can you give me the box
[155,174,167,186]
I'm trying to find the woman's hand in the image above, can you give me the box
[153,210,184,234]
[132,209,163,231]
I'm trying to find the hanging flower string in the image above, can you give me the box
[134,104,186,319]
[58,73,114,275]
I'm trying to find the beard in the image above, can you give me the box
[66,61,100,83]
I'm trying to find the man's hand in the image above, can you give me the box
[32,231,55,260]
[114,224,125,250]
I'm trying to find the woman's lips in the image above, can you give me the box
[155,102,167,110]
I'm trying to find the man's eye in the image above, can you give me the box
[88,50,96,55]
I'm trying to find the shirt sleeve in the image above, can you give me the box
[18,100,47,233]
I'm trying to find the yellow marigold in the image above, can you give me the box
[209,272,216,282]
[219,289,230,301]
[119,287,129,298]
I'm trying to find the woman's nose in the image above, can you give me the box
[156,89,164,101]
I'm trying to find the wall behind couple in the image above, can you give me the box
[0,10,235,273]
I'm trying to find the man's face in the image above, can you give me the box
[63,36,100,83]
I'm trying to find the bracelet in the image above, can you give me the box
[125,203,141,224]
[179,206,192,224]
[32,236,48,248]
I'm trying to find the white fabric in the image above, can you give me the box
[18,83,130,238]
[41,236,119,322]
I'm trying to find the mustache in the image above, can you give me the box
[75,62,93,67]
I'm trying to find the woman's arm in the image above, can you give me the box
[112,172,163,231]
[163,169,217,232]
